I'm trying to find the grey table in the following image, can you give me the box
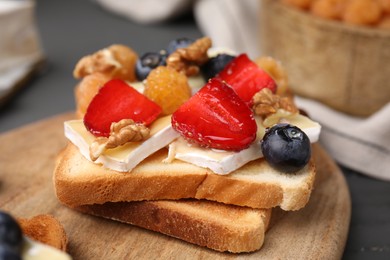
[1,0,389,259]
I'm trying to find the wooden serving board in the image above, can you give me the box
[0,113,351,259]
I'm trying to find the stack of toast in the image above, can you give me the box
[53,38,320,253]
[54,145,315,252]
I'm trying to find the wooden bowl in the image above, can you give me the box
[259,0,390,117]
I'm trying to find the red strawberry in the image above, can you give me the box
[172,78,257,151]
[217,54,277,104]
[84,79,162,137]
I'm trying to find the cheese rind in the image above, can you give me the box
[170,137,263,175]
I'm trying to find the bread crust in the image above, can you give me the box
[18,214,68,251]
[54,143,316,211]
[74,200,272,253]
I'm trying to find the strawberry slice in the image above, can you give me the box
[172,78,257,151]
[217,54,277,104]
[84,79,162,137]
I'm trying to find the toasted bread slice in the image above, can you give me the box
[54,143,316,211]
[74,199,271,253]
[18,214,68,251]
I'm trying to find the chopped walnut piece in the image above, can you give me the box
[166,37,212,76]
[252,88,298,118]
[74,48,120,79]
[279,96,299,114]
[73,44,138,81]
[89,119,150,161]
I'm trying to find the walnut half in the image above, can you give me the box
[252,88,298,118]
[73,44,138,81]
[89,119,150,161]
[166,37,212,76]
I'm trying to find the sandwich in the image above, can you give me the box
[53,37,321,253]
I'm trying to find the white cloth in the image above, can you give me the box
[94,0,194,24]
[0,0,44,100]
[296,97,390,182]
[95,0,390,181]
[194,0,260,58]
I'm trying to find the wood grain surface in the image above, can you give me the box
[0,113,351,259]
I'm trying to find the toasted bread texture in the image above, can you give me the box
[74,199,271,253]
[54,143,316,211]
[18,214,68,251]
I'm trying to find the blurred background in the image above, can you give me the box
[1,0,390,259]
[0,0,203,132]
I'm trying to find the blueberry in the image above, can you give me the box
[261,124,311,173]
[0,244,21,260]
[0,211,23,251]
[135,51,167,81]
[201,54,236,80]
[167,38,193,54]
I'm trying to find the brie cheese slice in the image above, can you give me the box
[168,114,321,175]
[64,115,179,172]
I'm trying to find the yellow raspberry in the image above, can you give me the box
[145,66,191,115]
